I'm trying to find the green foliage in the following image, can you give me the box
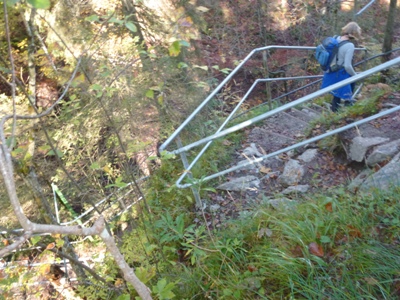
[154,211,208,265]
[152,278,177,299]
[75,283,112,300]
[27,0,50,9]
[152,186,400,299]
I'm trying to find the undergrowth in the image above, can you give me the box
[150,186,400,299]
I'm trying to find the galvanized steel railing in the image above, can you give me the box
[159,46,400,195]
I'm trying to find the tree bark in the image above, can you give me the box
[381,0,398,63]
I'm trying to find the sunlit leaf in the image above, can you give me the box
[31,235,42,246]
[85,15,99,22]
[27,0,50,9]
[196,6,209,12]
[108,17,123,25]
[168,41,181,57]
[38,264,51,275]
[193,64,208,71]
[103,165,112,175]
[145,89,154,99]
[55,239,65,248]
[47,149,63,158]
[177,62,188,69]
[135,266,156,284]
[157,94,164,106]
[220,68,232,74]
[125,21,137,32]
[90,162,101,170]
[90,83,102,91]
[179,40,190,47]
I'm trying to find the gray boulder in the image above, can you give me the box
[217,175,260,192]
[278,159,305,187]
[359,152,400,192]
[297,149,318,163]
[282,184,310,195]
[365,139,400,166]
[349,136,389,162]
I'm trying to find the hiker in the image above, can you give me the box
[320,22,362,112]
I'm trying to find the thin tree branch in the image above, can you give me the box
[2,2,17,164]
[100,227,152,300]
[0,232,32,258]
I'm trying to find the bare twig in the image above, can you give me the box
[0,232,32,258]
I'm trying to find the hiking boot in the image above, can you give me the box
[344,100,355,107]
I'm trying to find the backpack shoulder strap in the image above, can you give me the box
[338,40,351,47]
[331,40,352,67]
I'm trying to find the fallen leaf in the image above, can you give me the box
[308,242,324,257]
[114,278,124,287]
[222,140,232,146]
[291,245,303,257]
[269,173,278,179]
[2,239,9,246]
[247,265,258,272]
[347,225,362,238]
[46,242,56,250]
[257,227,272,238]
[364,277,379,285]
[260,166,271,174]
[325,202,333,212]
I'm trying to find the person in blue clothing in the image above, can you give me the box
[321,22,362,112]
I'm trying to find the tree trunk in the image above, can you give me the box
[381,0,398,63]
[24,8,37,107]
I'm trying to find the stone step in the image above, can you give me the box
[248,127,296,154]
[260,112,309,139]
[311,103,329,114]
[285,107,317,123]
[299,106,320,119]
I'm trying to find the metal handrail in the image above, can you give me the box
[170,56,400,188]
[159,46,314,152]
[235,47,400,121]
[356,0,376,17]
[159,45,366,153]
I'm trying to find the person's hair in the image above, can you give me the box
[341,22,362,40]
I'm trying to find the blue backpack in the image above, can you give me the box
[315,36,349,71]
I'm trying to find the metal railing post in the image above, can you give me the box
[176,136,202,208]
[262,50,272,109]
